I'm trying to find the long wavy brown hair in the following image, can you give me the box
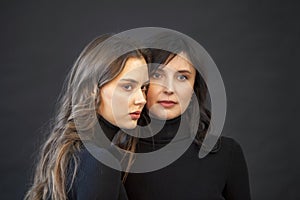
[25,34,148,200]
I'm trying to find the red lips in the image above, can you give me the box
[129,111,141,120]
[158,100,177,108]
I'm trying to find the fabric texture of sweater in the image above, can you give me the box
[67,115,251,200]
[124,116,251,200]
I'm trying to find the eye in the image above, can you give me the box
[122,84,133,91]
[141,84,149,92]
[152,72,162,79]
[177,74,188,81]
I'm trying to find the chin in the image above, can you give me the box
[150,110,179,120]
[120,121,137,130]
[149,110,167,120]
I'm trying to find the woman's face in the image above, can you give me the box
[146,53,196,120]
[98,57,149,129]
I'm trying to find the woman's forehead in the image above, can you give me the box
[162,54,195,73]
[116,57,148,81]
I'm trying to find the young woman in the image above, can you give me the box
[25,34,149,200]
[124,34,251,199]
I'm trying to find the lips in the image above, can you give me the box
[129,111,141,120]
[158,100,177,108]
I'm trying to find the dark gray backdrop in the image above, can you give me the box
[1,1,299,199]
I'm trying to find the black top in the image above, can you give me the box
[67,115,251,200]
[124,116,251,200]
[67,116,128,200]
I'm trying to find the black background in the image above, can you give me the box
[1,1,299,199]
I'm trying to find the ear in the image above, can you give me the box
[95,86,101,114]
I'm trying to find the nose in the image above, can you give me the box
[134,89,147,105]
[163,78,174,95]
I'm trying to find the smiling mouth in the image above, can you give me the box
[158,100,177,108]
[129,111,141,120]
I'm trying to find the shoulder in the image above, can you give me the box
[196,136,246,163]
[219,136,248,168]
[200,136,242,155]
[75,144,121,178]
[67,145,123,199]
[219,136,244,153]
[205,136,246,162]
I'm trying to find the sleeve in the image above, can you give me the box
[223,139,251,200]
[67,148,128,200]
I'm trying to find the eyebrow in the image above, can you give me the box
[120,79,150,85]
[156,68,192,74]
[177,70,192,74]
[120,78,138,84]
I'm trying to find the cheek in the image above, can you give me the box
[101,89,113,105]
[146,85,159,105]
[114,93,130,111]
[99,89,112,115]
[179,85,194,105]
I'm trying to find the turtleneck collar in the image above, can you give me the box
[97,114,120,141]
[150,115,182,126]
[140,115,189,145]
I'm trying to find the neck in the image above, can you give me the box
[141,114,183,143]
[97,114,120,141]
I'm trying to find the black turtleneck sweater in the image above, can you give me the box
[67,115,251,200]
[124,116,251,200]
[67,116,128,200]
